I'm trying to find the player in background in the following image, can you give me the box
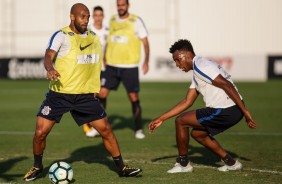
[99,0,150,139]
[83,5,109,138]
[148,39,257,173]
[23,3,142,182]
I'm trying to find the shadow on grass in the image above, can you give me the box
[38,143,116,180]
[0,156,28,182]
[151,144,251,167]
[16,114,150,182]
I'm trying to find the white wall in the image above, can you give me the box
[179,0,282,56]
[1,0,282,81]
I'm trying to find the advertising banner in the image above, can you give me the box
[268,56,282,79]
[140,55,268,82]
[0,58,45,79]
[0,55,278,81]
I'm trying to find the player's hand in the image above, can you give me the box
[244,110,257,129]
[148,118,163,133]
[142,62,149,75]
[47,68,60,81]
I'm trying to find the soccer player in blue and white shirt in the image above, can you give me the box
[148,39,256,173]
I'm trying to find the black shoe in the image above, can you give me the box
[23,166,43,181]
[118,165,142,177]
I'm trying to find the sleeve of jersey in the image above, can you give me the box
[194,61,220,84]
[135,17,148,39]
[46,31,64,52]
[189,77,196,88]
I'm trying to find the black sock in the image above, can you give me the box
[112,155,125,171]
[34,154,43,168]
[99,97,107,109]
[131,100,142,131]
[222,154,236,166]
[177,155,189,167]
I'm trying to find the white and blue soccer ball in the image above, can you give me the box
[49,161,73,184]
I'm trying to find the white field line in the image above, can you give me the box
[225,132,282,136]
[43,156,282,175]
[129,160,282,175]
[0,131,60,135]
[0,131,281,175]
[247,168,282,175]
[3,155,278,175]
[0,131,281,136]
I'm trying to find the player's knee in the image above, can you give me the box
[175,116,184,126]
[98,88,109,99]
[34,129,47,142]
[99,124,113,138]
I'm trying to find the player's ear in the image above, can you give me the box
[184,51,192,61]
[70,14,75,21]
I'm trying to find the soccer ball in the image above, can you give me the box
[49,161,73,184]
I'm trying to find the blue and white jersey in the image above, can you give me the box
[190,56,242,108]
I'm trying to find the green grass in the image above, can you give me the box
[0,80,281,183]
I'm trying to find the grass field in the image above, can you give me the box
[0,80,282,183]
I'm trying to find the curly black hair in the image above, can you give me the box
[169,39,195,55]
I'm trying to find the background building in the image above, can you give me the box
[1,0,282,81]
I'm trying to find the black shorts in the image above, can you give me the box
[37,90,107,126]
[101,65,139,93]
[196,105,243,136]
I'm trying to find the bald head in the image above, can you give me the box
[71,3,89,16]
[69,3,90,34]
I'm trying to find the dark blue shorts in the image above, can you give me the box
[37,90,107,126]
[101,65,139,93]
[196,105,243,136]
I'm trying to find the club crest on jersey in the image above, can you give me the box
[68,32,75,36]
[41,106,51,115]
[90,31,96,36]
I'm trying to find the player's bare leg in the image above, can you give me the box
[34,117,56,155]
[191,129,227,158]
[167,111,204,173]
[90,117,121,156]
[98,87,110,109]
[175,111,231,158]
[24,117,56,181]
[90,117,143,177]
[190,129,241,171]
[176,111,240,171]
[175,111,204,155]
